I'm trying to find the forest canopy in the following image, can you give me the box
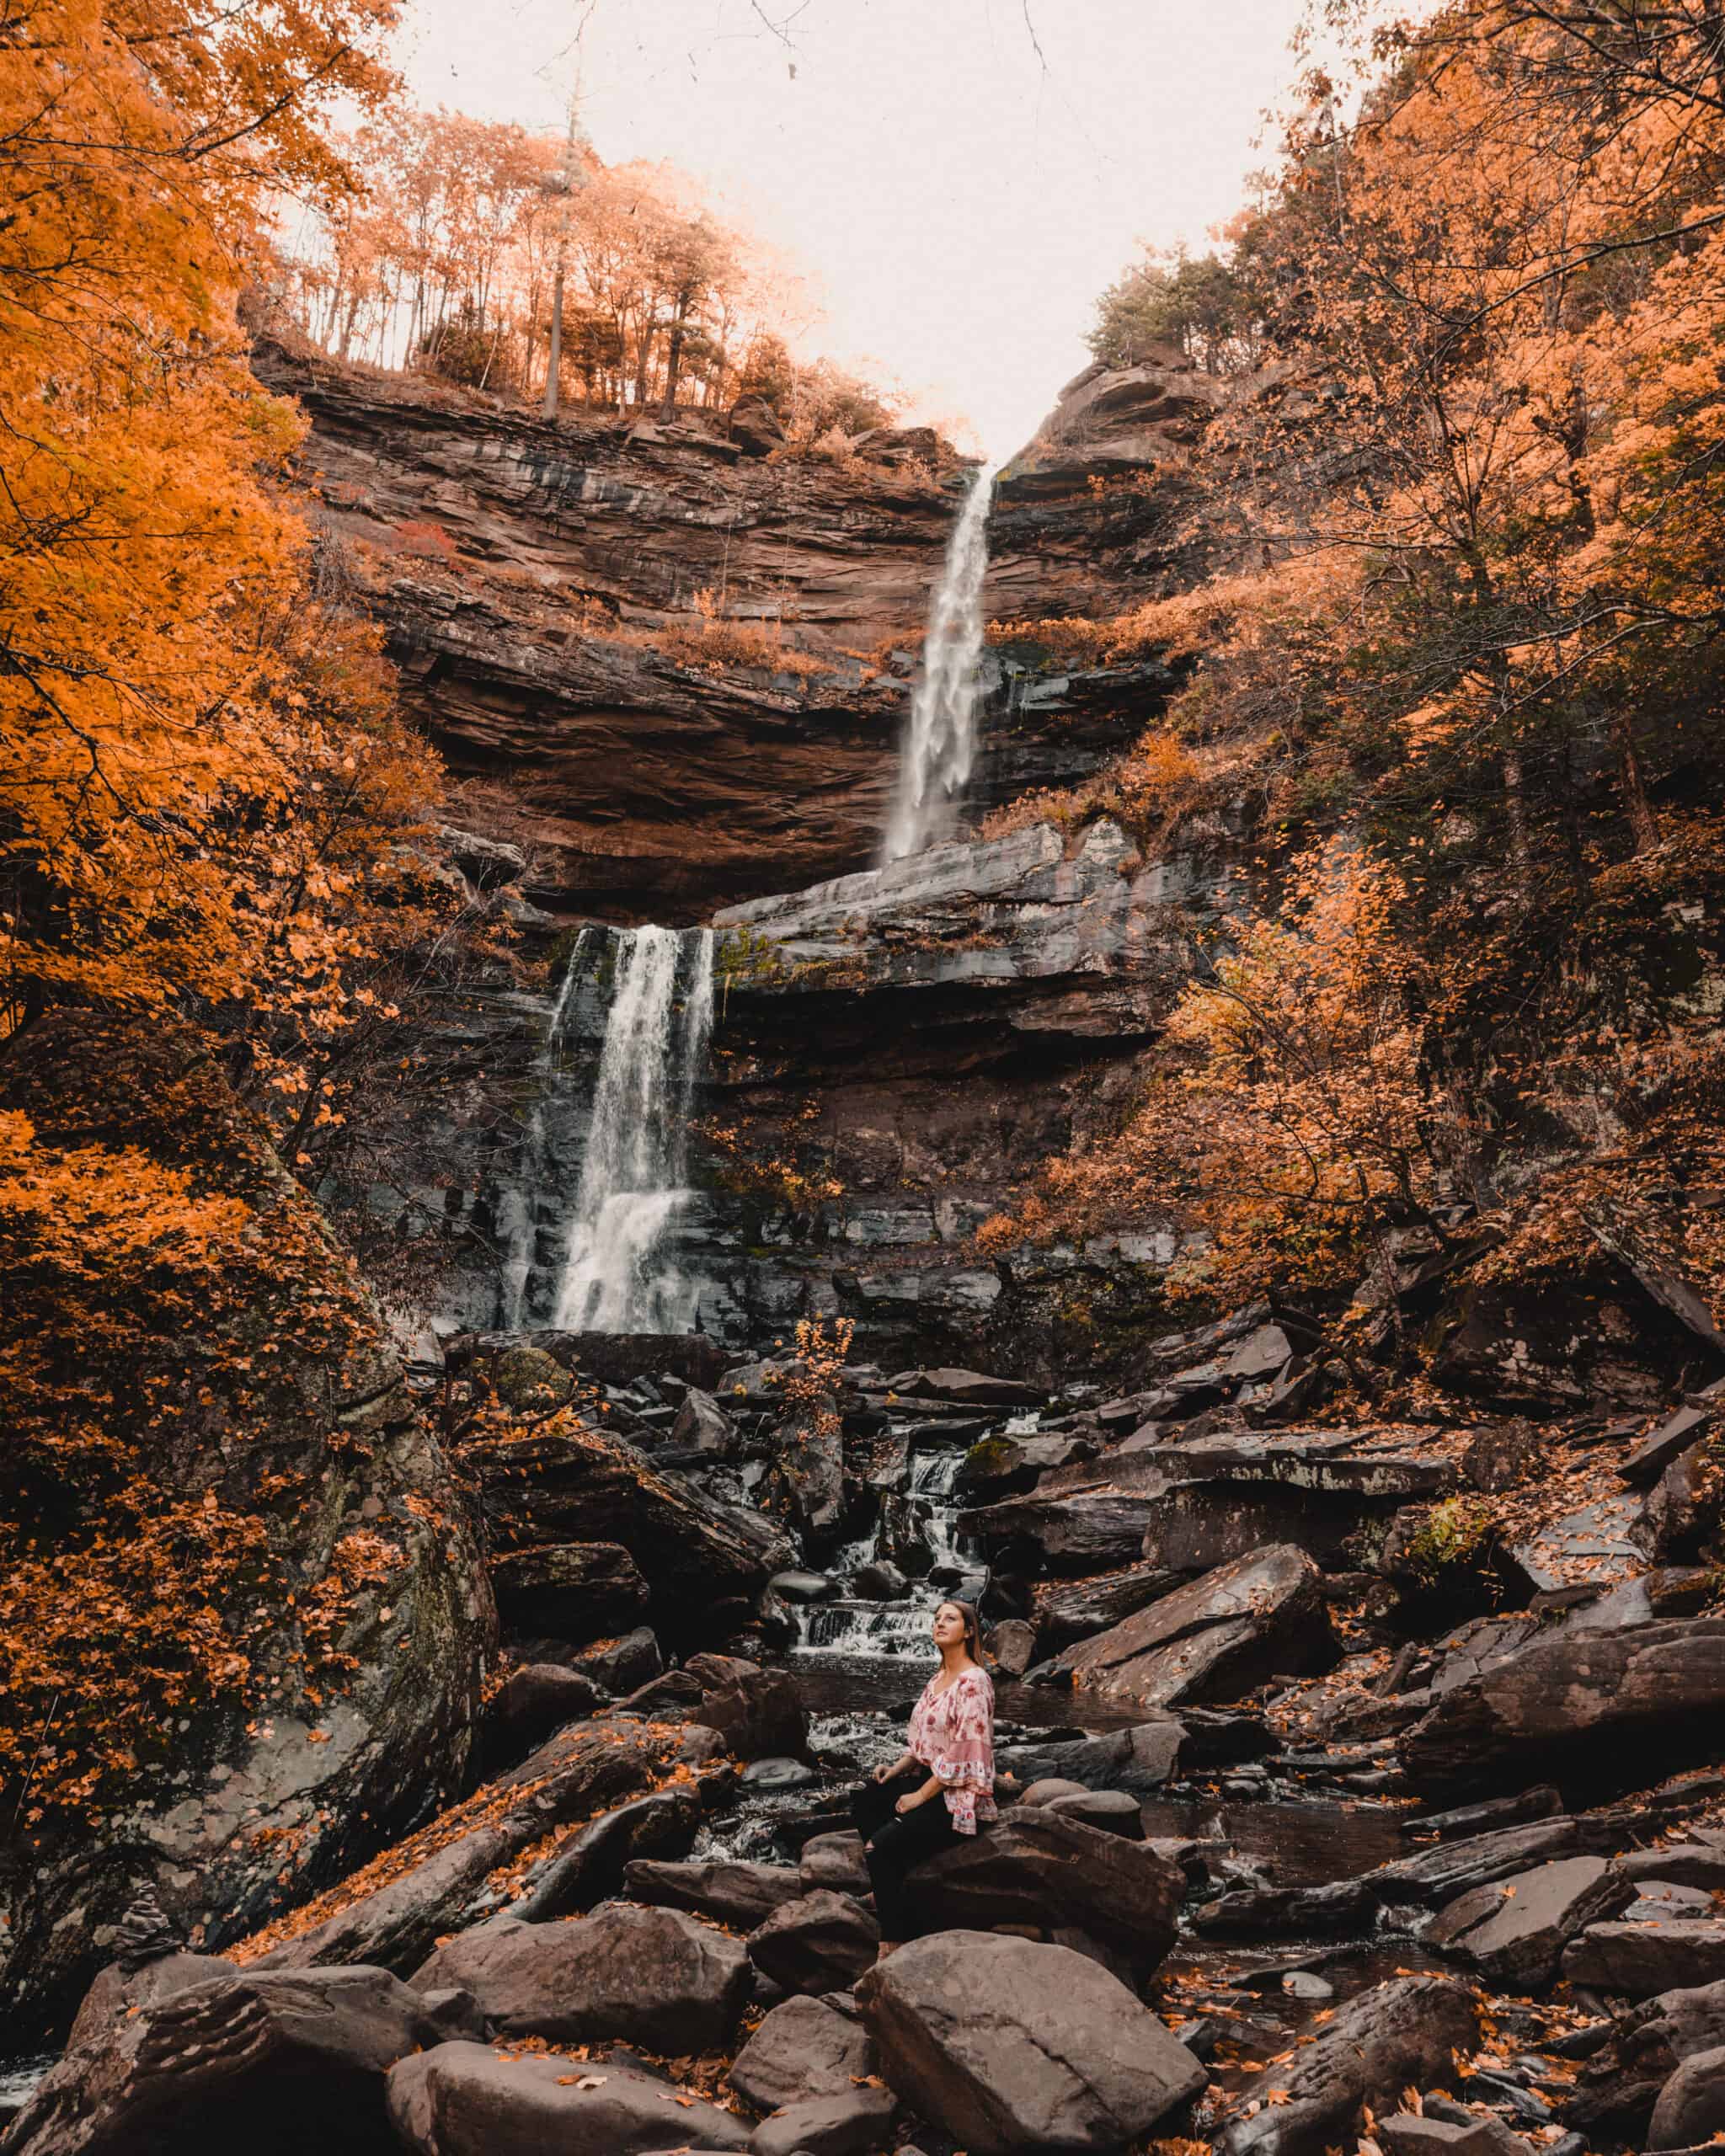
[990,0,1725,1338]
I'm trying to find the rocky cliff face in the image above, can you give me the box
[263,346,1149,921]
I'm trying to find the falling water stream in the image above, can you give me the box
[882,461,999,862]
[550,924,715,1332]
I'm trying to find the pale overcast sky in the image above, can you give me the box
[393,0,1322,454]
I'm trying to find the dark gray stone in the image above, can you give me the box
[387,2042,751,2154]
[729,1993,874,2114]
[857,1929,1206,2156]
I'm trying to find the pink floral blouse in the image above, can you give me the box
[908,1664,998,1834]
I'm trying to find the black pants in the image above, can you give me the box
[852,1767,965,1941]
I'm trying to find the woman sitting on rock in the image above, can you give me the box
[852,1598,997,1945]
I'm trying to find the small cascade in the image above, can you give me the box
[882,461,999,862]
[550,924,715,1333]
[794,1438,979,1661]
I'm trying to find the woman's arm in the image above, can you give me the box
[895,1773,944,1813]
[872,1749,918,1783]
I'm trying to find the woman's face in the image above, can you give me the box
[932,1603,968,1652]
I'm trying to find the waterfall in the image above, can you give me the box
[882,461,999,862]
[550,924,715,1333]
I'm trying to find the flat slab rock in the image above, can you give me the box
[623,1856,804,1931]
[1428,1855,1635,1988]
[1056,1543,1334,1709]
[409,1903,749,2053]
[1400,1617,1725,1798]
[387,2041,751,2155]
[1562,1920,1725,1998]
[857,1929,1205,2156]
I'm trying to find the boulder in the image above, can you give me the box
[387,2041,750,2154]
[857,1930,1205,2155]
[247,1719,676,1973]
[682,1653,808,1760]
[1029,1561,1183,1652]
[1215,1976,1480,2156]
[915,1810,1181,1974]
[624,1858,805,1931]
[7,1962,451,2156]
[729,1993,874,2114]
[1001,1718,1185,1792]
[769,1569,835,1603]
[887,1369,1046,1408]
[477,1663,603,1769]
[1562,1921,1725,1997]
[990,1616,1038,1676]
[777,1394,846,1539]
[564,1626,662,1692]
[747,1891,880,1994]
[1399,1618,1725,1798]
[798,1832,870,1894]
[670,1387,736,1454]
[510,1786,701,1919]
[729,395,788,456]
[464,1422,792,1622]
[491,1343,575,1412]
[409,1904,749,2052]
[1650,2045,1725,2151]
[750,2087,896,2156]
[0,1013,491,2041]
[1042,1788,1144,1838]
[1621,1406,1714,1487]
[1427,1856,1635,1988]
[489,1542,649,1637]
[852,1560,909,1600]
[1056,1545,1334,1708]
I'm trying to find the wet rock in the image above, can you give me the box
[387,2041,750,2155]
[1562,1922,1725,1997]
[1616,1843,1725,1891]
[1650,2045,1725,2151]
[769,1569,834,1603]
[857,1929,1205,2156]
[916,1810,1182,1976]
[1639,1447,1718,1564]
[510,1786,702,1920]
[777,1393,846,1539]
[959,1433,1093,1502]
[798,1833,870,1895]
[1029,1561,1183,1652]
[409,1903,749,2052]
[624,1857,805,1932]
[729,1993,875,2114]
[1399,1618,1725,1799]
[671,1387,737,1454]
[747,1891,881,1994]
[8,1962,451,2156]
[1057,1545,1334,1709]
[1001,1717,1186,1792]
[1402,1785,1563,1845]
[1428,1856,1635,1988]
[852,1560,909,1600]
[489,1542,649,1638]
[465,1422,793,1621]
[478,1664,604,1769]
[750,2087,897,2156]
[1215,1976,1480,2156]
[888,1368,1047,1408]
[741,1757,817,1793]
[566,1626,663,1692]
[250,1720,676,1973]
[960,1487,1178,1574]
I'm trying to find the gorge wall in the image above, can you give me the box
[275,342,1244,1374]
